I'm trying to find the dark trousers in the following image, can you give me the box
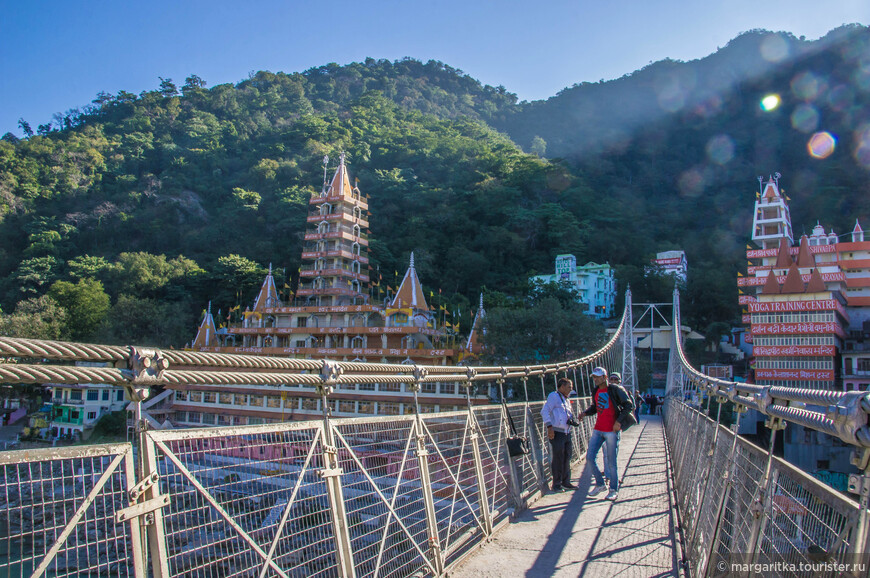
[549,430,573,488]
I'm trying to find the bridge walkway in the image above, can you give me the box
[453,415,686,577]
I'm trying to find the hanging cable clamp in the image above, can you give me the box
[121,347,168,401]
[826,391,869,447]
[318,360,342,396]
[406,365,428,393]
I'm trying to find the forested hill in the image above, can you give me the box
[1,25,868,347]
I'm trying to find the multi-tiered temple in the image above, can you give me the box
[170,155,483,427]
[741,174,870,391]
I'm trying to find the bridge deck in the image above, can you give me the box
[454,415,685,577]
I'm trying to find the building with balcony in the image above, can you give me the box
[169,154,483,427]
[529,254,616,318]
[740,173,869,482]
[49,380,129,440]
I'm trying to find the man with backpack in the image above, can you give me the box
[582,367,636,501]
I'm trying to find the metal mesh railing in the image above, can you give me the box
[665,288,870,577]
[0,444,139,577]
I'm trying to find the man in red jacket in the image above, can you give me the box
[582,366,634,501]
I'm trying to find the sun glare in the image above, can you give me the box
[807,132,836,159]
[760,94,781,111]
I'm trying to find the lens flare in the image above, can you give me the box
[760,35,790,63]
[790,105,819,133]
[791,72,823,101]
[760,94,781,111]
[706,135,735,165]
[807,132,836,159]
[854,125,870,169]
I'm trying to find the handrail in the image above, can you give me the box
[667,288,870,449]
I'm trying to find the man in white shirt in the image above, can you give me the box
[541,377,578,492]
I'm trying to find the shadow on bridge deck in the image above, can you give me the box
[453,415,686,577]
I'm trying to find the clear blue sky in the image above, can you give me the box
[1,0,867,136]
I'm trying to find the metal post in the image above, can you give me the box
[746,415,785,571]
[703,402,747,577]
[463,375,493,536]
[689,398,724,552]
[499,378,525,510]
[137,402,170,578]
[411,368,445,576]
[522,376,547,493]
[318,362,357,578]
[848,448,870,571]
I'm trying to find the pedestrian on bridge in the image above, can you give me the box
[582,367,635,501]
[541,377,579,492]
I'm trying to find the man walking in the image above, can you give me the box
[582,367,634,501]
[541,377,578,492]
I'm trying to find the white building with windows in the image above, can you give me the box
[49,382,129,440]
[529,254,617,318]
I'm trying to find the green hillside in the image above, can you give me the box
[1,26,868,347]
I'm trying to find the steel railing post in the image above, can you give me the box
[848,448,870,570]
[522,375,547,493]
[498,378,525,510]
[463,371,494,537]
[689,397,724,555]
[318,361,357,578]
[702,401,747,577]
[411,366,446,576]
[745,410,786,573]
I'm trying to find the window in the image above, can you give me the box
[219,393,233,405]
[379,402,400,415]
[203,392,216,403]
[267,396,281,408]
[117,390,124,401]
[816,460,829,470]
[102,391,109,401]
[297,317,307,328]
[358,401,374,414]
[70,391,82,401]
[87,391,99,401]
[249,395,264,407]
[87,412,97,420]
[190,391,203,403]
[70,411,80,420]
[301,398,319,411]
[338,400,355,414]
[202,413,216,425]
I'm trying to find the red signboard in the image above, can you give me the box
[742,314,751,324]
[737,272,845,286]
[755,369,835,381]
[751,322,845,337]
[744,333,753,343]
[746,245,836,259]
[654,258,683,265]
[738,295,757,304]
[753,345,836,356]
[747,299,848,320]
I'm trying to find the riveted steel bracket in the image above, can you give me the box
[116,471,167,525]
[129,472,159,502]
[827,392,870,447]
[318,468,344,479]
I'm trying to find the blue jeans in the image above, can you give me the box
[586,429,620,491]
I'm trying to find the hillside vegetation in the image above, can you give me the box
[1,26,868,348]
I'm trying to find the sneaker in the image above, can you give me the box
[605,490,618,501]
[562,482,578,490]
[588,485,607,496]
[551,485,564,493]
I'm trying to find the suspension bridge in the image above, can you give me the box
[0,289,867,577]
